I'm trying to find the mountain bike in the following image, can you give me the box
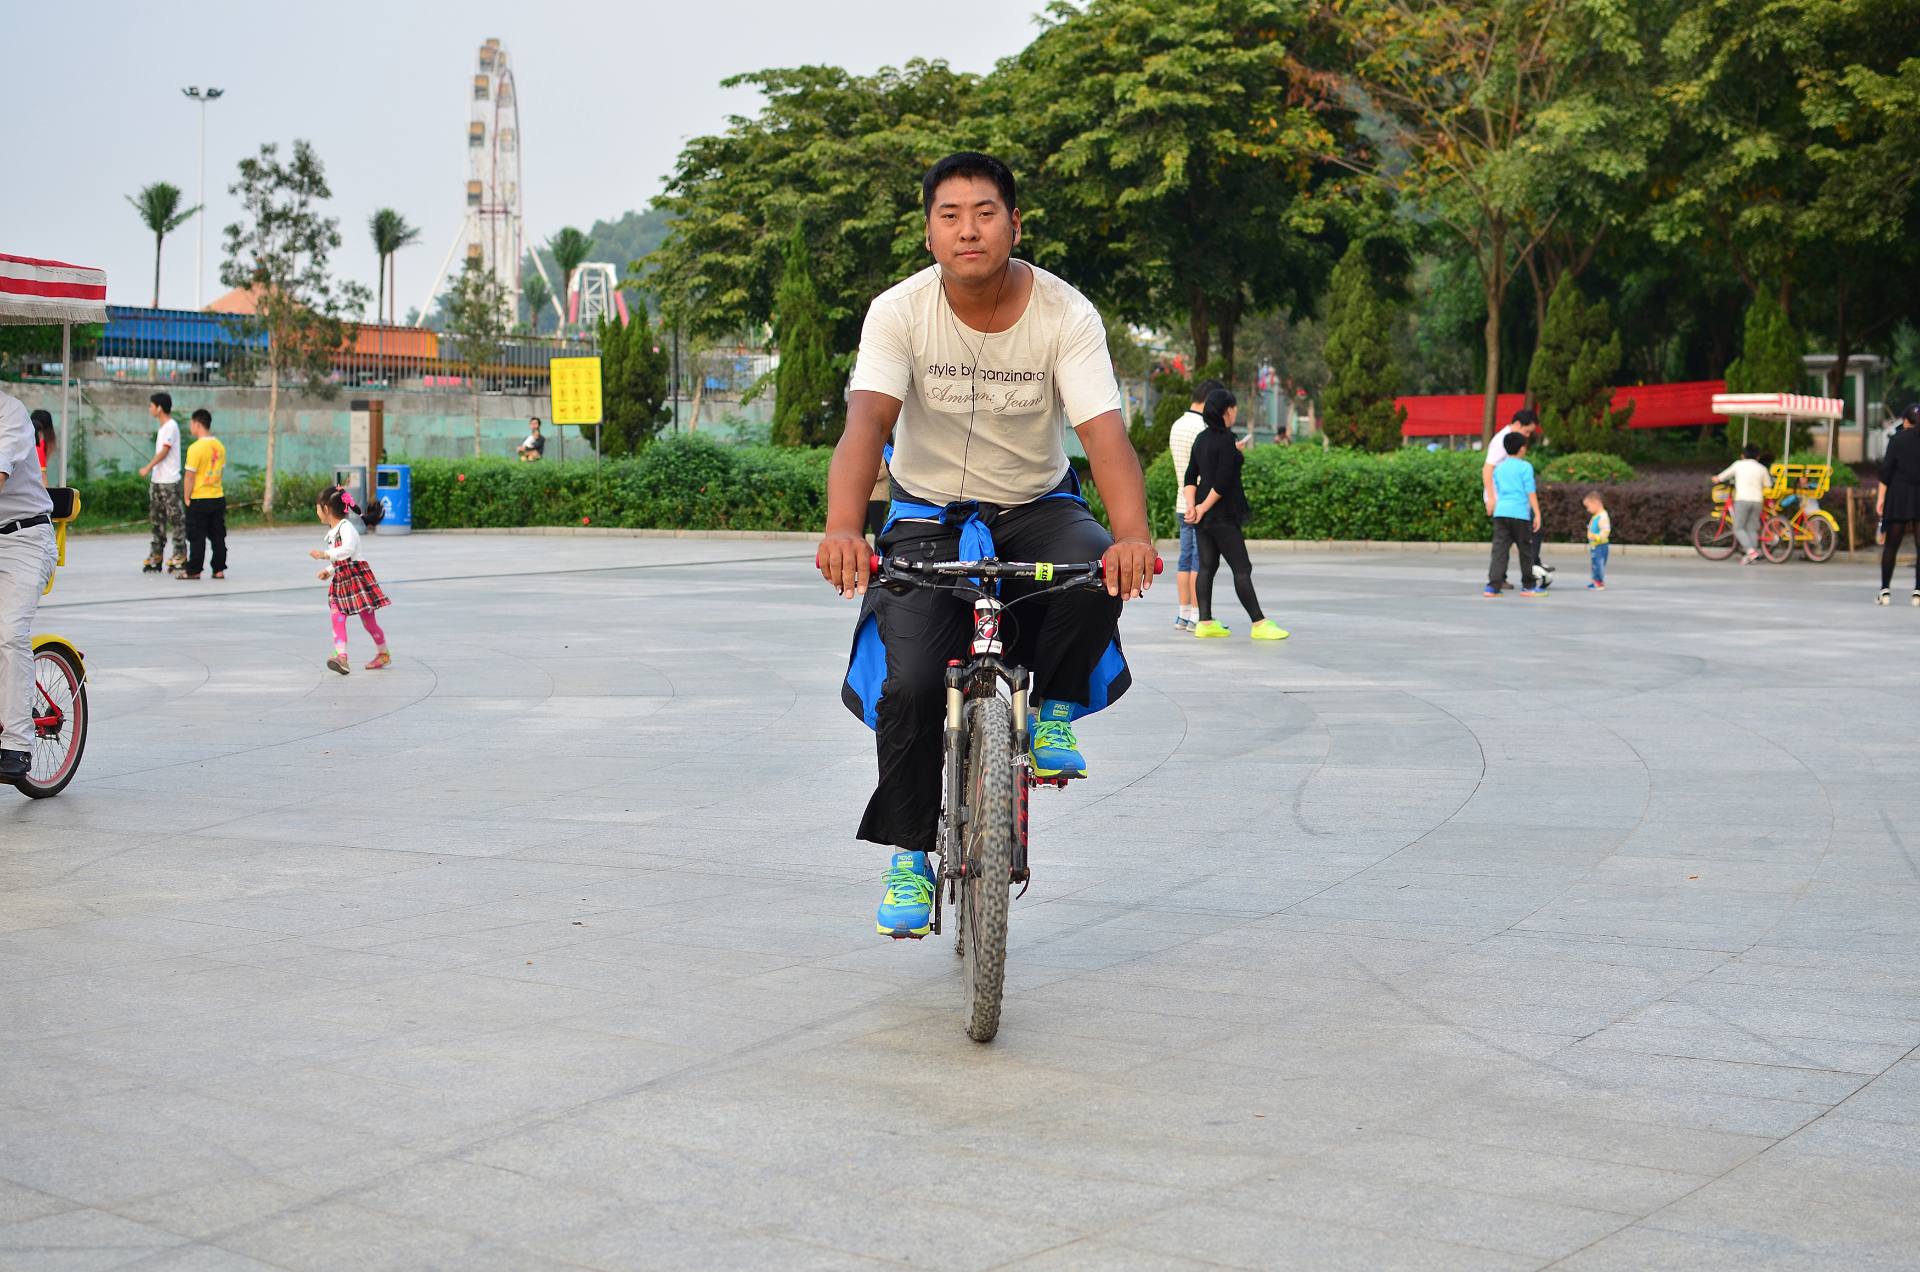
[868,550,1159,1042]
[20,488,88,799]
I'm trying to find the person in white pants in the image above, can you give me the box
[0,391,56,785]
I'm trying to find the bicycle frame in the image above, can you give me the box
[872,553,1111,936]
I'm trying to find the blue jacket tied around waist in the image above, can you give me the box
[841,465,1131,730]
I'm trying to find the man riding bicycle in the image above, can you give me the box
[816,152,1156,939]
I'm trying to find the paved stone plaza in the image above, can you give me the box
[3,528,1917,1270]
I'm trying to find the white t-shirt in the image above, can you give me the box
[1484,425,1517,468]
[848,263,1123,507]
[151,418,182,484]
[1169,409,1206,515]
[1716,458,1771,503]
[0,391,53,524]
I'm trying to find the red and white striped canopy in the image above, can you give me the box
[0,253,109,325]
[1710,392,1844,420]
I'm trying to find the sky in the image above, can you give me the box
[4,0,1050,314]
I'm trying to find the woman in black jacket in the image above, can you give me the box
[1877,404,1920,604]
[1181,389,1286,639]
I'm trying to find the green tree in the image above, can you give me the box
[219,140,369,515]
[547,227,594,330]
[1654,1,1920,393]
[996,0,1348,375]
[1320,243,1406,452]
[127,182,200,308]
[770,230,840,447]
[649,60,982,358]
[598,306,672,456]
[1527,275,1634,455]
[1333,0,1655,441]
[444,260,510,456]
[1724,295,1804,395]
[368,208,421,326]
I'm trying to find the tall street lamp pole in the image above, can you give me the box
[180,86,225,309]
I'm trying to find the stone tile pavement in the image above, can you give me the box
[2,528,1917,1269]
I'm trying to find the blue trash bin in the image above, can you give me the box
[375,464,411,535]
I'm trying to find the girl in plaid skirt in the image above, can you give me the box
[310,485,392,676]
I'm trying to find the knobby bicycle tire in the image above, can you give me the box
[1803,516,1838,563]
[1692,514,1738,561]
[1760,517,1794,563]
[19,647,86,799]
[959,695,1015,1043]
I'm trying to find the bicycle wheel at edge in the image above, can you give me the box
[19,646,86,799]
[1692,514,1737,560]
[1802,515,1838,562]
[959,695,1015,1043]
[1759,516,1794,563]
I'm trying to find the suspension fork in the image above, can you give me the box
[935,657,968,931]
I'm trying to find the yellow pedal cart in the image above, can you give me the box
[2,251,103,797]
[1708,392,1847,564]
[24,489,88,797]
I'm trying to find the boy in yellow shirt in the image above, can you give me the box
[181,409,228,580]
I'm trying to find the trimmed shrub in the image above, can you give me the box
[1538,473,1709,546]
[73,469,332,528]
[1542,452,1638,485]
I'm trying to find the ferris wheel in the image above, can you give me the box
[418,39,552,326]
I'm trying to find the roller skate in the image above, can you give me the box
[142,554,163,574]
[166,554,188,575]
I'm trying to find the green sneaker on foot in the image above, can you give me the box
[1029,699,1087,779]
[876,851,934,938]
[1250,619,1288,640]
[1193,620,1230,638]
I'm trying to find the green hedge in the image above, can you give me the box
[1145,446,1489,541]
[71,469,332,528]
[67,436,1793,548]
[403,436,833,531]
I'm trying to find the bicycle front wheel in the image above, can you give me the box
[1760,517,1794,563]
[1693,515,1737,560]
[1803,515,1838,563]
[20,646,86,799]
[959,696,1015,1043]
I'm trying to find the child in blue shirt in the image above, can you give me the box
[1484,432,1542,597]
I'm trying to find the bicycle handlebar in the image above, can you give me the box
[868,554,1163,582]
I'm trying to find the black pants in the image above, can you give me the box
[1496,525,1548,585]
[1882,520,1920,590]
[186,496,227,575]
[858,499,1122,852]
[1195,518,1263,623]
[1490,517,1537,590]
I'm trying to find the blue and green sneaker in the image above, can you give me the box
[876,850,935,938]
[1029,699,1087,780]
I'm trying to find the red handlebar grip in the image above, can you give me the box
[870,554,883,573]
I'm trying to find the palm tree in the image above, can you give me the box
[521,274,552,334]
[548,227,593,330]
[369,208,422,325]
[127,182,200,307]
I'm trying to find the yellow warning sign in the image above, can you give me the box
[549,356,603,426]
